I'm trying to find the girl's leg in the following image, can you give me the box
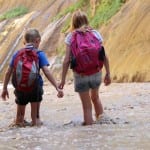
[15,104,26,126]
[79,90,93,125]
[90,88,103,119]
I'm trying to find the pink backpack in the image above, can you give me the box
[70,29,104,75]
[12,48,39,92]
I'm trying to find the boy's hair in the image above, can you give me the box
[24,28,41,43]
[71,10,89,31]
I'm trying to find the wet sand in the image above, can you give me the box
[0,83,150,150]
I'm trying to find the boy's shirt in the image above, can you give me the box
[10,44,49,86]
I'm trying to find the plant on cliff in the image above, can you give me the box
[54,0,88,21]
[61,0,125,33]
[0,6,28,21]
[60,0,125,56]
[60,0,90,33]
[90,0,125,28]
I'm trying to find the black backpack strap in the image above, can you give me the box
[99,46,106,61]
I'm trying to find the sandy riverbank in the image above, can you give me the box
[0,83,149,150]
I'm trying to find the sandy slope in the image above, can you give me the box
[101,0,150,82]
[0,83,149,150]
[0,0,150,82]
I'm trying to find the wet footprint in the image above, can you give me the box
[96,115,130,125]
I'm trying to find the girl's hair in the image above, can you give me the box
[24,28,41,43]
[70,10,89,31]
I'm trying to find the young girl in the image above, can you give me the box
[1,28,63,127]
[59,10,111,125]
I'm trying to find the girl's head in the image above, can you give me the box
[71,10,89,31]
[24,28,41,48]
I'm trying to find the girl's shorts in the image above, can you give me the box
[74,71,102,92]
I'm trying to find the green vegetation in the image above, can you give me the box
[54,0,89,33]
[0,6,28,21]
[60,0,124,32]
[90,0,125,28]
[61,18,71,33]
[54,0,88,21]
[56,45,65,57]
[59,0,125,55]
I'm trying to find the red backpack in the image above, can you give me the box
[12,48,39,92]
[70,29,104,75]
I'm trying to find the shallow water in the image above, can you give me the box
[0,83,150,150]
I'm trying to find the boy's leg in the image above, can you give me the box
[36,102,40,119]
[30,102,43,126]
[36,102,43,125]
[30,102,38,126]
[90,88,103,118]
[15,104,26,126]
[78,90,93,125]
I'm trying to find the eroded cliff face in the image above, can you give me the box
[101,0,150,82]
[0,0,149,82]
[0,0,75,79]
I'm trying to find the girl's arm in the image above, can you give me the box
[59,45,71,89]
[103,53,111,86]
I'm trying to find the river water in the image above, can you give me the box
[0,83,149,150]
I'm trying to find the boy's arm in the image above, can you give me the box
[41,66,58,90]
[1,66,13,100]
[42,66,63,98]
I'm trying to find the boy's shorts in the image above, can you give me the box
[74,71,102,92]
[14,85,43,105]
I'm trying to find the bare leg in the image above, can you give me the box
[36,102,43,125]
[30,102,42,126]
[79,90,93,125]
[15,104,26,126]
[30,102,38,126]
[90,88,103,119]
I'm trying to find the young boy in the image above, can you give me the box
[1,28,63,127]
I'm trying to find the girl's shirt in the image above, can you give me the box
[65,30,103,45]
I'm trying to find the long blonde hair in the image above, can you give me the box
[70,10,89,31]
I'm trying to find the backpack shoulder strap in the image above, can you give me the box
[37,50,43,54]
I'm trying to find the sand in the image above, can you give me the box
[0,83,149,150]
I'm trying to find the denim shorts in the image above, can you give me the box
[14,85,43,105]
[74,71,102,92]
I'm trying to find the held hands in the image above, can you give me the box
[1,89,9,100]
[56,87,64,98]
[58,81,65,90]
[57,81,65,98]
[104,73,111,86]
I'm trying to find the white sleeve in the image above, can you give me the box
[92,30,103,43]
[64,32,72,45]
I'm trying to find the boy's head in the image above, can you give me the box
[24,28,41,48]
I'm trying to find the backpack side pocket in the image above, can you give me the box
[70,56,77,69]
[99,46,105,61]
